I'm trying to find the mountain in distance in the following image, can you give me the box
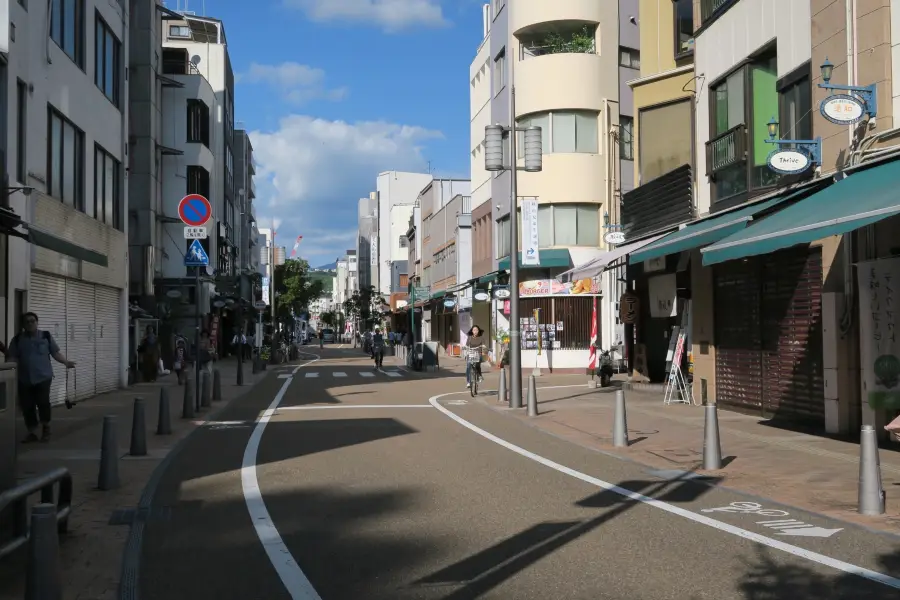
[313,260,337,271]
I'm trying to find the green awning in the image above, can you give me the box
[498,249,571,271]
[477,272,500,284]
[629,190,808,265]
[29,228,108,267]
[702,159,900,266]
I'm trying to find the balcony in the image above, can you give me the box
[705,124,746,176]
[510,1,603,36]
[700,0,738,27]
[162,48,201,76]
[520,29,596,60]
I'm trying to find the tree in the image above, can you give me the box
[343,285,387,330]
[273,259,324,327]
[320,311,336,326]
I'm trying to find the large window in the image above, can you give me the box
[94,13,121,106]
[619,117,634,161]
[516,110,598,155]
[187,165,210,199]
[186,99,210,146]
[493,49,506,97]
[47,107,85,210]
[673,0,694,59]
[16,80,27,183]
[639,100,692,184]
[497,204,600,257]
[50,0,84,67]
[94,144,121,228]
[778,63,813,143]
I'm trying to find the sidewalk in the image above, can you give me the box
[453,361,900,534]
[0,357,270,600]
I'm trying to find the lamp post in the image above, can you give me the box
[818,57,878,118]
[484,50,543,409]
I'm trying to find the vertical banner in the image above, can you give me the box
[858,258,900,410]
[370,237,378,266]
[521,197,540,266]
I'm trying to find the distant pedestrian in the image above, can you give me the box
[138,325,160,382]
[2,312,75,443]
[173,337,187,385]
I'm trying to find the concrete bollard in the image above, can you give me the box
[213,368,222,401]
[97,416,120,490]
[200,371,212,408]
[182,377,195,419]
[612,389,629,448]
[25,503,62,600]
[130,398,148,456]
[252,355,260,374]
[702,403,723,470]
[157,387,172,435]
[498,367,507,404]
[527,374,539,417]
[858,425,886,515]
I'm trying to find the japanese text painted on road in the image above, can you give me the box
[701,502,842,538]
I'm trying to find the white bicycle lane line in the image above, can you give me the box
[428,391,900,592]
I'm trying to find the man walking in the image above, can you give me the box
[2,312,76,443]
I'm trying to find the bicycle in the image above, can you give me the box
[465,345,485,397]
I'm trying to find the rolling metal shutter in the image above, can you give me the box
[94,285,120,394]
[29,274,68,406]
[66,280,96,400]
[713,261,763,413]
[759,248,824,424]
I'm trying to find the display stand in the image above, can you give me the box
[664,300,694,405]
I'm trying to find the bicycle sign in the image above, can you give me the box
[701,501,789,517]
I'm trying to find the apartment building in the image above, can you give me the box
[233,128,258,277]
[6,0,131,402]
[356,193,377,291]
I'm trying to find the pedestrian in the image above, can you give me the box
[138,325,160,382]
[2,312,76,443]
[197,329,214,375]
[173,337,187,385]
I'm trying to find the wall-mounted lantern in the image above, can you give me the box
[764,117,822,175]
[818,57,877,125]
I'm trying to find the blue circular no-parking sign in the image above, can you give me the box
[178,194,212,227]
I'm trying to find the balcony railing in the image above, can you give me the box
[521,40,596,60]
[705,124,746,175]
[700,0,738,24]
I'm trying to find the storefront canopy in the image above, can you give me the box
[628,188,811,265]
[702,159,900,266]
[556,233,668,282]
[498,248,571,271]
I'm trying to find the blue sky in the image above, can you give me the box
[203,0,485,267]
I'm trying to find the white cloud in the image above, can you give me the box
[284,0,449,32]
[238,62,348,105]
[249,115,443,264]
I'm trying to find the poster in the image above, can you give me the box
[858,258,900,410]
[522,197,540,266]
[648,273,677,318]
[519,278,600,296]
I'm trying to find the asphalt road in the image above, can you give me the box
[138,348,900,600]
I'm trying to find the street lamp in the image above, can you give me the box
[483,56,544,409]
[763,116,822,173]
[818,56,878,118]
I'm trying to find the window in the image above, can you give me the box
[169,25,190,38]
[639,100,692,183]
[491,0,505,18]
[493,49,506,96]
[47,107,84,210]
[778,64,813,143]
[498,204,600,254]
[497,217,511,258]
[619,47,640,69]
[619,117,634,161]
[17,0,26,10]
[517,111,599,155]
[673,0,694,58]
[516,113,549,158]
[186,165,210,199]
[94,145,121,228]
[94,14,121,106]
[50,0,84,67]
[187,100,209,146]
[16,80,27,183]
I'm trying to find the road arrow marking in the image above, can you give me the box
[776,527,844,538]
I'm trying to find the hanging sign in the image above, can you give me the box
[604,231,626,245]
[767,149,811,175]
[443,298,457,308]
[493,286,511,299]
[820,94,865,125]
[619,291,639,324]
[521,197,540,266]
[473,290,490,301]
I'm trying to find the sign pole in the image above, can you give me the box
[195,265,201,412]
[410,285,416,368]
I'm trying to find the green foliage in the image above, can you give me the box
[543,27,595,54]
[320,311,336,326]
[273,258,324,323]
[342,285,385,328]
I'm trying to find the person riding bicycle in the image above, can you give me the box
[372,326,386,369]
[465,325,486,388]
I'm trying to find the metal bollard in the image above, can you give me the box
[157,387,172,435]
[182,377,195,419]
[858,425,886,515]
[612,389,629,447]
[702,403,723,470]
[25,503,62,600]
[527,374,539,417]
[213,368,222,401]
[98,415,120,490]
[498,367,507,404]
[200,371,212,408]
[130,398,148,456]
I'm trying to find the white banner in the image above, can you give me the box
[370,237,377,266]
[521,197,540,266]
[858,258,900,411]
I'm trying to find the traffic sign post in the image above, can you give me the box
[182,230,210,411]
[177,194,212,227]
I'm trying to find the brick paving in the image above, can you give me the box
[0,356,270,600]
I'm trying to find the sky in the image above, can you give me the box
[194,0,486,268]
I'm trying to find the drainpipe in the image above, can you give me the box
[119,2,130,387]
[838,0,857,336]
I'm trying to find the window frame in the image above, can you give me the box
[50,0,85,68]
[168,25,191,38]
[672,0,694,60]
[94,11,121,107]
[776,61,813,144]
[16,79,27,184]
[619,47,640,69]
[93,143,122,229]
[493,48,506,97]
[516,110,600,156]
[186,99,210,146]
[619,116,634,161]
[46,106,85,211]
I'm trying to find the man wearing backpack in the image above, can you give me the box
[1,312,76,443]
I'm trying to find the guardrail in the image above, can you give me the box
[0,467,73,560]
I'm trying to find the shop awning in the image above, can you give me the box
[702,159,900,266]
[498,248,571,271]
[556,233,668,282]
[477,271,501,284]
[0,208,108,267]
[628,189,809,265]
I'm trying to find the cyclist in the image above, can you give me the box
[372,326,386,369]
[464,325,486,388]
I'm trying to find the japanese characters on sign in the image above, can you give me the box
[820,94,865,125]
[858,258,900,410]
[619,291,639,324]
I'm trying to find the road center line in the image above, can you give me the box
[428,391,900,590]
[242,354,323,600]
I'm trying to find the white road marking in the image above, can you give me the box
[242,355,322,600]
[305,372,319,378]
[278,374,291,379]
[384,371,402,378]
[359,372,375,378]
[333,372,347,378]
[279,404,432,410]
[428,391,900,590]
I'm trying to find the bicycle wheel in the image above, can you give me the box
[470,370,478,397]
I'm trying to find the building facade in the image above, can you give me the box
[374,171,433,297]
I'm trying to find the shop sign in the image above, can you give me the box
[519,278,600,297]
[494,286,511,299]
[858,257,900,410]
[820,94,865,125]
[396,300,408,308]
[619,292,639,324]
[649,273,677,318]
[604,231,626,245]
[644,257,665,273]
[443,298,457,308]
[473,290,490,301]
[767,149,810,175]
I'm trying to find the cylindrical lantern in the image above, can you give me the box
[523,126,543,172]
[484,124,505,171]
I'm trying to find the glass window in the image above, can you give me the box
[49,115,62,199]
[619,116,634,160]
[619,47,640,69]
[750,56,779,189]
[493,49,505,96]
[553,112,576,153]
[104,153,115,225]
[497,217,511,258]
[48,109,84,210]
[674,0,694,58]
[554,206,577,246]
[16,80,27,184]
[575,112,598,153]
[713,69,745,136]
[169,25,190,38]
[516,112,549,157]
[50,0,83,66]
[95,15,121,106]
[537,205,553,247]
[576,205,599,246]
[780,75,813,141]
[62,122,75,206]
[94,145,120,228]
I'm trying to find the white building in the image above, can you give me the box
[258,227,272,306]
[374,171,433,296]
[6,0,131,401]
